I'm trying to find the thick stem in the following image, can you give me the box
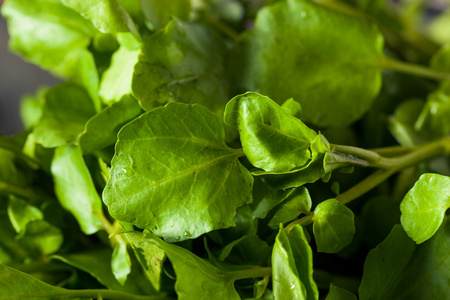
[336,136,450,204]
[285,214,314,233]
[381,57,450,81]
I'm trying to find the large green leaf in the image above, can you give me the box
[234,0,384,127]
[148,231,240,300]
[400,173,450,244]
[33,83,96,148]
[62,0,138,35]
[359,219,450,300]
[51,145,105,235]
[272,225,318,300]
[78,94,142,154]
[103,102,253,241]
[132,18,229,112]
[125,231,165,291]
[99,33,142,104]
[312,199,355,253]
[224,92,318,172]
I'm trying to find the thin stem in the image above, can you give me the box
[381,57,450,81]
[337,136,450,204]
[285,214,314,233]
[369,145,414,157]
[231,267,272,280]
[204,13,240,42]
[0,180,37,199]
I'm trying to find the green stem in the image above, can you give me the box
[381,57,450,81]
[285,214,314,233]
[369,145,414,157]
[204,13,240,41]
[336,136,450,204]
[231,267,272,280]
[0,180,37,199]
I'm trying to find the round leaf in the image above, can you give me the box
[400,173,450,244]
[313,199,355,253]
[103,103,253,241]
[234,0,384,127]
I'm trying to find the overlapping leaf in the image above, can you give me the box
[103,103,253,241]
[234,0,384,127]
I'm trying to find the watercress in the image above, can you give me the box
[1,0,449,299]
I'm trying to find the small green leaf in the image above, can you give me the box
[33,83,96,148]
[325,283,357,300]
[51,145,105,235]
[148,232,241,300]
[389,99,426,146]
[111,243,131,285]
[141,0,191,30]
[281,98,302,119]
[99,33,141,105]
[313,199,355,253]
[7,196,43,233]
[268,187,312,228]
[234,0,384,127]
[218,234,271,266]
[78,95,142,154]
[224,92,318,173]
[125,231,165,291]
[400,173,450,244]
[103,102,253,241]
[17,220,63,256]
[251,177,295,219]
[132,19,229,112]
[62,0,138,36]
[272,225,318,300]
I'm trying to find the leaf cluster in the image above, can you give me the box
[1,0,450,299]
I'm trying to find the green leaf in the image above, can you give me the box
[125,231,165,291]
[16,220,63,256]
[111,243,131,285]
[415,89,450,139]
[400,173,450,244]
[224,92,318,172]
[313,199,355,253]
[141,0,191,31]
[1,0,95,76]
[78,95,142,154]
[132,18,229,112]
[218,234,271,266]
[103,102,253,241]
[281,98,302,119]
[251,177,295,219]
[99,33,142,105]
[62,0,138,35]
[234,0,384,127]
[268,187,312,228]
[389,99,426,146]
[51,145,105,235]
[148,232,241,300]
[7,196,43,233]
[359,219,450,299]
[52,248,155,295]
[1,0,101,110]
[0,262,67,299]
[33,83,96,148]
[325,283,357,300]
[272,225,318,300]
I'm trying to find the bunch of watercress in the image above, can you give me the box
[1,0,449,299]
